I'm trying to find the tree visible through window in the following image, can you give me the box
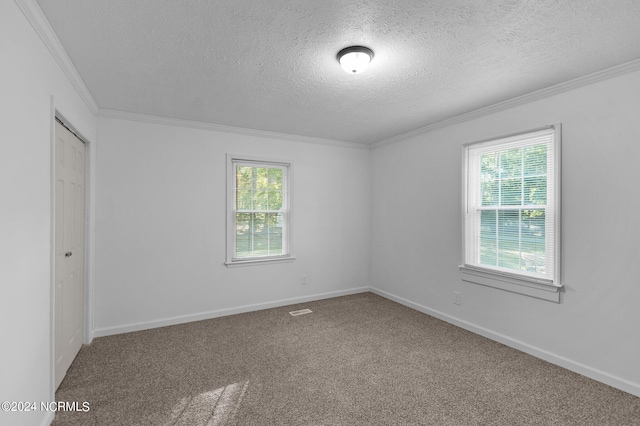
[227,157,291,264]
[464,127,559,284]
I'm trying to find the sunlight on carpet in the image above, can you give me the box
[170,381,249,425]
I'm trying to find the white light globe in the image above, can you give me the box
[337,46,374,74]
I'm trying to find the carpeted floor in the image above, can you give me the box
[53,292,639,425]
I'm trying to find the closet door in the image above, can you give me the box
[54,120,85,389]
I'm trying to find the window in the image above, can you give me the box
[226,156,293,266]
[461,126,561,300]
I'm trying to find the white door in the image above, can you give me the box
[54,120,85,389]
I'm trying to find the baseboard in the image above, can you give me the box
[92,287,369,338]
[370,287,640,398]
[40,411,55,426]
[90,285,640,397]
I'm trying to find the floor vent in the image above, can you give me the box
[289,309,313,316]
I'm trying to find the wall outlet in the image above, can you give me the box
[300,275,308,285]
[453,291,461,305]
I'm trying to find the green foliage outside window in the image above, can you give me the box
[478,144,547,273]
[234,165,285,258]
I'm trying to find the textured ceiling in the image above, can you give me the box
[36,0,640,144]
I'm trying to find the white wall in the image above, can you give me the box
[0,1,97,426]
[5,3,640,424]
[371,69,640,396]
[93,117,371,335]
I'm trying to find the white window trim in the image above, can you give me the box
[459,125,562,302]
[225,154,295,267]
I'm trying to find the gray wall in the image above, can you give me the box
[94,117,371,335]
[3,1,640,424]
[371,69,640,395]
[1,2,97,425]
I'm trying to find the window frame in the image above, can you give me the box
[459,125,562,302]
[225,154,294,267]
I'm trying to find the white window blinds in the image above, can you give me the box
[232,160,289,260]
[464,127,559,284]
[226,155,293,266]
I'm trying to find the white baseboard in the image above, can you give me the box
[92,287,369,338]
[370,287,640,398]
[90,285,639,398]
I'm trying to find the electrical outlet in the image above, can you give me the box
[453,291,461,305]
[300,275,308,285]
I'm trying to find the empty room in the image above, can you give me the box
[2,0,640,425]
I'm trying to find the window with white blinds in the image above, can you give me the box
[226,155,293,266]
[463,126,560,286]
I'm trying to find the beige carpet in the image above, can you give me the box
[54,292,639,425]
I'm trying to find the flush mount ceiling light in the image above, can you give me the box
[337,46,374,74]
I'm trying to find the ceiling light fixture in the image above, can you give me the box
[337,46,374,74]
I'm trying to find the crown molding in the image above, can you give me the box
[17,0,640,150]
[372,58,640,149]
[97,109,369,150]
[14,0,99,114]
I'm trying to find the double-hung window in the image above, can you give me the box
[226,155,293,266]
[461,126,561,300]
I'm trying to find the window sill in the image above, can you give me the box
[459,265,562,303]
[225,256,296,268]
